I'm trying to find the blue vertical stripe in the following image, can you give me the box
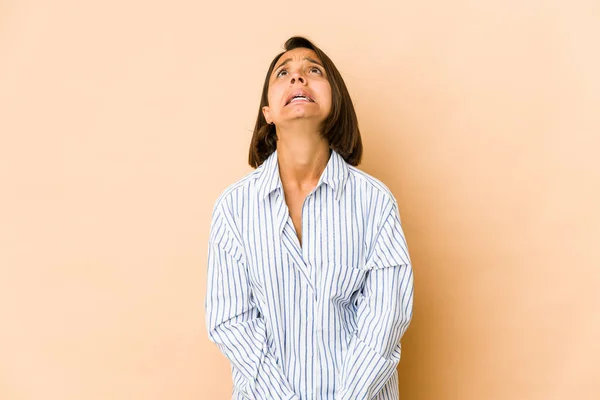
[206,149,414,400]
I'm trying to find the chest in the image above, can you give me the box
[243,187,368,278]
[283,188,309,245]
[247,192,368,305]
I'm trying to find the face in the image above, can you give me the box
[262,48,332,128]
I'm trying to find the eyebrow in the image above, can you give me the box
[273,57,324,74]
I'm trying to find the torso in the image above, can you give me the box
[282,186,312,247]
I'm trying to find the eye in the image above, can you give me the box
[309,66,323,75]
[276,68,288,78]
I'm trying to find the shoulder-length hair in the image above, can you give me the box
[248,36,363,168]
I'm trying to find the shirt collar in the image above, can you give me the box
[256,148,349,202]
[256,150,283,201]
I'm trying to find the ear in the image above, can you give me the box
[262,106,272,124]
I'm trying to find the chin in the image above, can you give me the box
[290,106,319,117]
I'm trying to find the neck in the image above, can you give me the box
[276,125,330,192]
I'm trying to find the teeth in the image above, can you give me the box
[290,96,310,103]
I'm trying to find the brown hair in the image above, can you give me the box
[248,36,363,168]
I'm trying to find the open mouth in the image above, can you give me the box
[286,91,315,105]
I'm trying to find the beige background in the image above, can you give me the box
[1,0,599,399]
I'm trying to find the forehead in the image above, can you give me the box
[275,48,321,66]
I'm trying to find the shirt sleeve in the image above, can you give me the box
[205,206,299,400]
[336,200,414,400]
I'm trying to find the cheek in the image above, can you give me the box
[267,86,285,111]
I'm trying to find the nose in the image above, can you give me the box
[289,71,305,85]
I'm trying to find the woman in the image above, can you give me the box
[206,36,414,400]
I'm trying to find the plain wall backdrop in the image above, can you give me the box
[1,0,599,399]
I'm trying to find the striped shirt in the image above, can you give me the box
[205,149,414,400]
